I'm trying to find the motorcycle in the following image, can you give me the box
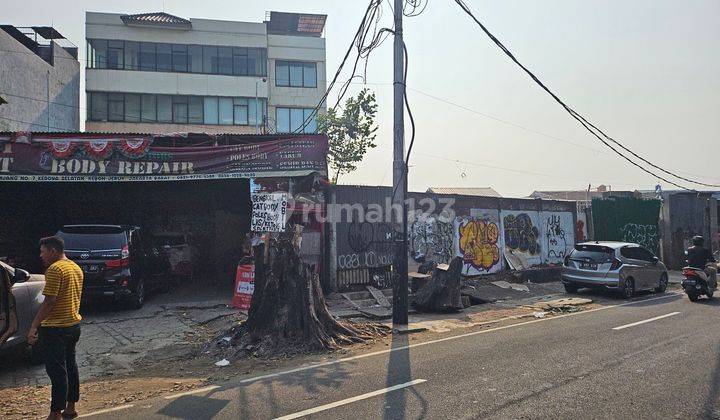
[681,266,716,302]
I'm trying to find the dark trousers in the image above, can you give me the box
[39,324,81,412]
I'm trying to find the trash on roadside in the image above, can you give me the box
[214,359,230,367]
[533,312,546,319]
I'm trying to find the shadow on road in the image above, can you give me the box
[382,333,428,420]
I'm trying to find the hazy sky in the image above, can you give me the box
[4,0,719,197]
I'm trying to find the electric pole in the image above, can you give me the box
[392,0,409,326]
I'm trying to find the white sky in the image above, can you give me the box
[4,0,719,197]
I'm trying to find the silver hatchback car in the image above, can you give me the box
[562,242,668,298]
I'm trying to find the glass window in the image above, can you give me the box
[275,61,289,86]
[203,97,218,124]
[303,63,317,88]
[107,40,124,70]
[172,96,188,123]
[304,108,317,133]
[140,42,156,71]
[124,41,140,70]
[172,44,188,72]
[88,39,107,69]
[188,45,203,73]
[290,108,304,132]
[218,47,233,75]
[289,64,303,87]
[248,98,266,126]
[189,97,203,124]
[247,48,260,76]
[219,97,233,125]
[233,47,248,76]
[233,98,248,125]
[157,95,172,122]
[90,92,107,121]
[260,49,268,76]
[141,94,156,122]
[125,94,141,122]
[108,93,124,121]
[276,107,290,133]
[156,43,172,72]
[203,46,217,74]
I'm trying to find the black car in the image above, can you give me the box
[56,225,171,308]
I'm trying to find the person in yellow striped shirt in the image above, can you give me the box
[28,236,83,420]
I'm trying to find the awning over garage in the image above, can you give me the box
[0,132,328,182]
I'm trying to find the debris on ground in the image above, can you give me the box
[526,298,593,313]
[214,359,230,367]
[533,311,547,318]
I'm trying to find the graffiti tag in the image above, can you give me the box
[620,223,659,253]
[458,219,501,271]
[545,214,568,259]
[409,216,454,263]
[504,213,541,255]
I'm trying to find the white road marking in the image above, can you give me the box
[238,292,681,385]
[612,312,681,331]
[77,404,134,418]
[163,385,221,399]
[272,379,427,420]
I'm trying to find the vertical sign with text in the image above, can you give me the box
[251,192,288,232]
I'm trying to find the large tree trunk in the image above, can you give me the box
[413,257,464,313]
[228,236,388,358]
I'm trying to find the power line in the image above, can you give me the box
[452,0,705,191]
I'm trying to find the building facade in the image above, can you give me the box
[0,26,80,132]
[85,11,326,134]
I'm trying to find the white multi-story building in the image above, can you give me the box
[85,11,326,134]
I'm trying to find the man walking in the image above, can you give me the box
[27,236,83,420]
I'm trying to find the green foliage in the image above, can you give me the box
[317,89,378,183]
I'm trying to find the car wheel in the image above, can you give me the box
[655,274,668,293]
[707,290,714,300]
[564,283,579,294]
[688,292,700,302]
[129,279,145,309]
[622,278,635,299]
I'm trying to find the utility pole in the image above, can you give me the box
[392,0,408,326]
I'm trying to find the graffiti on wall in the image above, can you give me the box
[620,223,659,255]
[337,221,394,269]
[576,213,587,242]
[501,211,542,267]
[456,210,503,275]
[409,214,454,264]
[540,211,575,264]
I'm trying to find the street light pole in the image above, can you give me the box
[392,0,408,327]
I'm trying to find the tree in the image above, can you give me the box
[318,89,378,184]
[221,233,389,358]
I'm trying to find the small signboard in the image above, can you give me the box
[232,264,255,310]
[251,192,288,232]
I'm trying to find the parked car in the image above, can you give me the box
[562,241,668,298]
[0,260,45,361]
[56,225,171,309]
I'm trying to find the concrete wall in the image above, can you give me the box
[660,192,719,270]
[0,31,80,132]
[329,185,577,290]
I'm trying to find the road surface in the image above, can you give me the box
[89,291,720,419]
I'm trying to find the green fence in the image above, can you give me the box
[591,197,662,256]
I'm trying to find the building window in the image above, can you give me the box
[275,61,317,88]
[172,96,188,124]
[157,95,172,122]
[124,41,140,71]
[156,44,172,72]
[275,107,317,133]
[172,44,188,72]
[141,94,156,122]
[86,39,268,76]
[87,92,265,126]
[140,43,156,71]
[125,94,141,122]
[108,93,125,121]
[90,92,107,121]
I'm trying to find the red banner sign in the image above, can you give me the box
[0,133,328,182]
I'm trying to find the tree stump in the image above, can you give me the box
[226,236,389,358]
[413,256,464,313]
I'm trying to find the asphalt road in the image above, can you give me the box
[92,291,720,419]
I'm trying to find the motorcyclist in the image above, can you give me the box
[686,236,717,289]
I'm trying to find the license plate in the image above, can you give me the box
[84,265,99,273]
[580,262,598,270]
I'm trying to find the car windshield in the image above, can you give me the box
[570,245,614,263]
[57,226,128,250]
